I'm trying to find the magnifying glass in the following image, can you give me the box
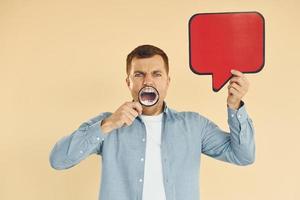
[138,86,159,107]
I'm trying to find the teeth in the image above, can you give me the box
[143,99,154,105]
[142,87,156,93]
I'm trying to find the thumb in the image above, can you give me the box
[131,99,143,115]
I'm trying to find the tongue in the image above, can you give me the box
[141,93,155,101]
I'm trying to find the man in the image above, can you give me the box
[49,44,255,200]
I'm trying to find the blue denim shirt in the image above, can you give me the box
[49,101,255,200]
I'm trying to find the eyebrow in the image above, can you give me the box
[133,71,144,74]
[153,70,162,73]
[133,70,162,74]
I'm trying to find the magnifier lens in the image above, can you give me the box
[138,86,159,107]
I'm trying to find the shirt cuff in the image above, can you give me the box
[227,101,248,125]
[87,120,109,143]
[78,112,112,143]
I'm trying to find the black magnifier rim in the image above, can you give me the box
[138,86,160,107]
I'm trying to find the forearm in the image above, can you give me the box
[201,101,255,166]
[49,112,112,170]
[226,102,255,165]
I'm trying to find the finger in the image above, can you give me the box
[122,109,135,122]
[228,86,237,96]
[229,82,243,93]
[234,71,248,82]
[228,87,242,98]
[128,108,139,118]
[229,76,245,87]
[230,76,249,92]
[121,113,133,126]
[123,104,139,118]
[231,69,244,77]
[131,101,143,115]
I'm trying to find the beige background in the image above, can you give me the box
[1,0,300,199]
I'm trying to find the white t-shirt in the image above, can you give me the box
[140,113,166,200]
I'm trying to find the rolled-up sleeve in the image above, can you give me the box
[200,101,255,166]
[49,112,112,170]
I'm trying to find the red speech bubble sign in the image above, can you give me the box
[189,12,265,92]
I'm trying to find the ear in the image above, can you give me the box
[126,77,130,88]
[167,76,171,86]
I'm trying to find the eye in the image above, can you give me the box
[134,73,143,77]
[154,73,162,77]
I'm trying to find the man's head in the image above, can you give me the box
[126,45,169,76]
[126,44,171,115]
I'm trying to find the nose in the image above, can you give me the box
[143,73,153,86]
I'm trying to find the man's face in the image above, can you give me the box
[126,55,170,112]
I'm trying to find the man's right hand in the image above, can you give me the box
[100,101,143,134]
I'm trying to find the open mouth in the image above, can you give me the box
[138,86,159,107]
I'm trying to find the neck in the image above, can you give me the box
[142,101,164,116]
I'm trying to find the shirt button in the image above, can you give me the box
[238,114,241,118]
[231,114,234,118]
[80,150,83,154]
[142,138,146,142]
[141,158,144,162]
[139,178,143,182]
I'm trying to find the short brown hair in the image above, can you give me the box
[126,44,169,76]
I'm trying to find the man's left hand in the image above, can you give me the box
[227,69,249,110]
